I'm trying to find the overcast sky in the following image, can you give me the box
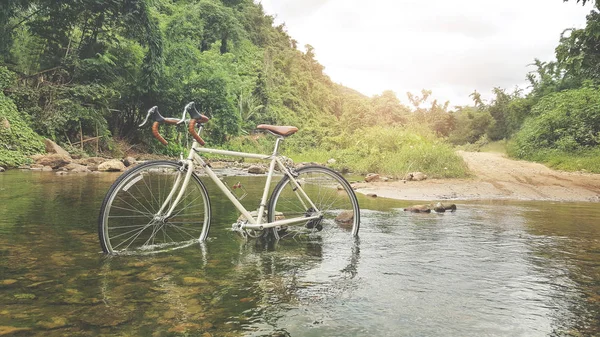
[257,0,591,107]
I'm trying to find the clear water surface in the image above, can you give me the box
[0,170,599,336]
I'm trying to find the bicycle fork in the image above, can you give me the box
[154,160,193,220]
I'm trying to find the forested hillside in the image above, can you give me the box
[1,0,598,175]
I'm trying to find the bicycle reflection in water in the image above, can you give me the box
[98,237,361,335]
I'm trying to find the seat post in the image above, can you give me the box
[272,137,284,156]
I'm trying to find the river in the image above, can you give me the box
[1,170,599,336]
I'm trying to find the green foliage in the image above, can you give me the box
[9,0,600,177]
[0,66,16,89]
[508,87,600,158]
[448,106,493,145]
[0,91,45,167]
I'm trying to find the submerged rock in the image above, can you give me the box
[37,317,68,329]
[0,326,32,335]
[182,277,208,286]
[77,305,134,327]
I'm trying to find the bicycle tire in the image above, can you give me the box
[267,165,360,239]
[98,160,211,254]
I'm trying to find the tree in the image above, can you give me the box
[469,90,483,107]
[563,0,599,8]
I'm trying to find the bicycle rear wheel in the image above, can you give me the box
[267,165,360,239]
[98,160,211,254]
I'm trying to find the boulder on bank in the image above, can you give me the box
[76,157,107,166]
[34,154,71,169]
[0,166,5,172]
[44,139,71,157]
[365,173,380,182]
[405,172,427,181]
[64,163,90,173]
[122,157,136,167]
[247,165,266,174]
[97,160,125,172]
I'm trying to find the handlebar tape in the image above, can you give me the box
[151,118,180,145]
[152,121,168,145]
[188,119,206,146]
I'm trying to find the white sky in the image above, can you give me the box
[257,0,591,107]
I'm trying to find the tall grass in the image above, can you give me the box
[215,125,470,178]
[289,125,469,178]
[507,147,600,173]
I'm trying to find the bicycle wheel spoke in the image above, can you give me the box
[111,203,154,218]
[112,222,153,250]
[268,166,360,240]
[99,161,211,254]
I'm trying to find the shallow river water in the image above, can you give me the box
[1,170,599,336]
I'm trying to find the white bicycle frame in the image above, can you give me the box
[159,130,321,232]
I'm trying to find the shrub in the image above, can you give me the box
[0,91,45,167]
[509,87,600,159]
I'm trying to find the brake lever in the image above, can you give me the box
[139,106,158,127]
[178,101,195,124]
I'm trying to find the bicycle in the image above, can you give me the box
[98,102,360,254]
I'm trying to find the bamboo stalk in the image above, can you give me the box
[96,123,99,154]
[64,132,72,146]
[79,121,83,151]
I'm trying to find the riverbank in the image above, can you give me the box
[354,151,600,202]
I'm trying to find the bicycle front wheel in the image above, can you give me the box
[98,160,211,254]
[267,165,360,239]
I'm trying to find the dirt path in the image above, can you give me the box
[354,151,600,202]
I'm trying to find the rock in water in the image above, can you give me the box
[335,210,354,226]
[433,203,457,213]
[403,205,431,213]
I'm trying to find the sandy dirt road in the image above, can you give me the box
[354,151,600,202]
